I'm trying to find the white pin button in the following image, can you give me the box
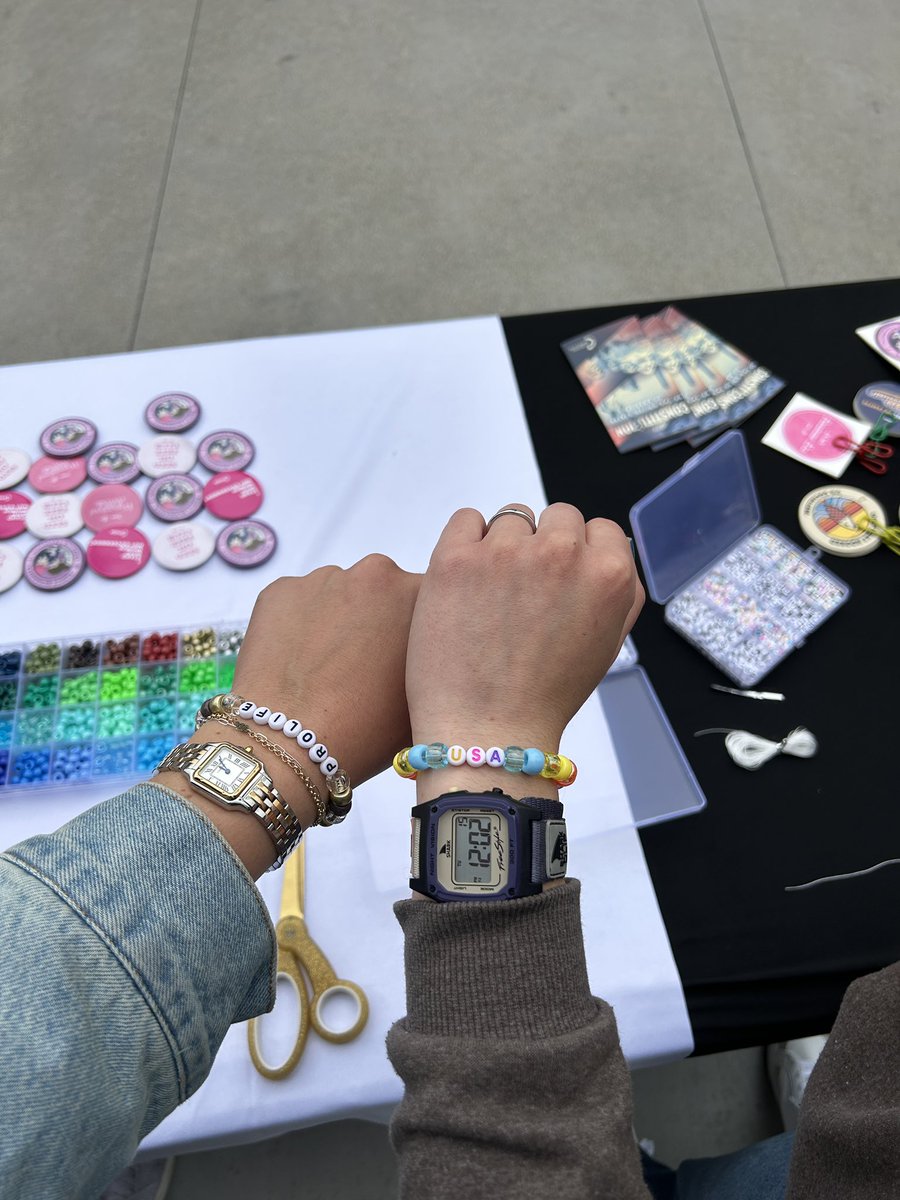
[25,492,84,538]
[0,449,31,490]
[0,544,24,594]
[153,522,215,571]
[139,435,197,479]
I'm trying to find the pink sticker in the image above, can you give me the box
[28,455,87,493]
[86,527,151,579]
[81,484,144,533]
[202,471,264,520]
[782,410,852,461]
[0,491,31,539]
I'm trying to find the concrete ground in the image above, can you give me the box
[4,0,895,1192]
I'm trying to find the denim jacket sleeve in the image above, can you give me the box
[0,783,276,1200]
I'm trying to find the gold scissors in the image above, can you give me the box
[248,840,368,1080]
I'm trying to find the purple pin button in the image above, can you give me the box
[87,442,141,484]
[216,519,277,568]
[198,430,255,473]
[145,393,202,433]
[146,474,204,522]
[24,538,86,591]
[40,417,98,458]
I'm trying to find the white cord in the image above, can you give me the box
[694,726,817,770]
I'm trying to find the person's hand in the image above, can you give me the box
[406,502,643,780]
[233,556,420,789]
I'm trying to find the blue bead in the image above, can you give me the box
[522,748,545,775]
[408,744,429,772]
[503,746,525,773]
[424,742,449,769]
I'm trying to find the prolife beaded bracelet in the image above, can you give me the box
[392,743,578,787]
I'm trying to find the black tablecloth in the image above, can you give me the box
[502,279,900,1054]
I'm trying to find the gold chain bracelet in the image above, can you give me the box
[195,713,327,827]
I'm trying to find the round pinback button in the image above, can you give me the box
[797,485,886,557]
[0,544,24,594]
[25,492,84,539]
[153,522,215,571]
[852,382,900,435]
[87,441,141,484]
[202,470,264,520]
[86,526,151,579]
[81,484,144,533]
[216,519,277,568]
[146,473,204,522]
[40,417,98,458]
[28,455,87,494]
[197,430,255,473]
[0,491,32,540]
[145,393,202,433]
[0,449,31,490]
[138,435,197,479]
[24,538,86,591]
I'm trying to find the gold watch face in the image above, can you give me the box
[195,745,261,799]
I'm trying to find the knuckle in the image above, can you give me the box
[356,552,398,575]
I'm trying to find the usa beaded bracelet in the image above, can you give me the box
[392,743,578,787]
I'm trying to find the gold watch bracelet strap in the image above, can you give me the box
[156,741,304,870]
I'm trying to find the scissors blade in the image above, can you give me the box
[279,839,305,922]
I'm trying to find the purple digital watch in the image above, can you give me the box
[409,788,567,902]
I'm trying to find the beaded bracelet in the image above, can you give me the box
[392,743,578,787]
[196,694,353,826]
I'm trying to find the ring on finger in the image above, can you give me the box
[486,507,537,534]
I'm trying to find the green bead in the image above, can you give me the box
[23,676,58,709]
[217,659,236,690]
[60,671,98,705]
[139,665,177,697]
[0,680,16,710]
[24,643,61,674]
[179,661,217,694]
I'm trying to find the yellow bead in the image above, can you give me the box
[540,753,562,779]
[393,749,417,779]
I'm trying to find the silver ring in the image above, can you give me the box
[486,507,537,534]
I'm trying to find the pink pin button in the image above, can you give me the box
[202,471,264,520]
[0,491,32,540]
[28,455,87,494]
[81,484,144,533]
[86,527,151,579]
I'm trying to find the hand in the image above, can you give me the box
[406,502,643,760]
[234,556,421,789]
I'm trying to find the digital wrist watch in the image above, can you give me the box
[409,788,567,902]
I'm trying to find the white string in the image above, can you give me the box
[785,859,900,891]
[694,726,817,770]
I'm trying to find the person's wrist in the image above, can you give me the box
[408,722,562,805]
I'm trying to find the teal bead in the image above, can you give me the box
[98,703,136,738]
[16,710,55,746]
[55,706,96,743]
[424,742,449,769]
[408,744,429,771]
[503,746,525,773]
[522,748,545,775]
[0,679,17,709]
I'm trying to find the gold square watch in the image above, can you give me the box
[155,741,304,870]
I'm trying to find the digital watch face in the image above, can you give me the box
[195,746,260,798]
[435,808,509,894]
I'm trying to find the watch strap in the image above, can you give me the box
[156,741,304,870]
[521,796,567,884]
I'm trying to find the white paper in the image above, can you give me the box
[761,392,871,478]
[0,318,692,1155]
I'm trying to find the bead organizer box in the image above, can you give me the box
[0,623,245,790]
[630,431,850,687]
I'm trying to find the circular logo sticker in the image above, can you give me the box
[216,519,277,568]
[852,382,900,435]
[202,471,264,520]
[87,441,141,484]
[145,393,202,433]
[40,417,98,458]
[28,455,87,493]
[146,473,204,522]
[86,527,151,579]
[797,486,885,557]
[81,484,144,533]
[874,321,900,363]
[782,409,851,461]
[197,430,255,472]
[0,449,31,489]
[24,538,86,591]
[0,491,31,540]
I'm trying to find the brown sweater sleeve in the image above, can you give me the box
[786,960,900,1199]
[385,880,651,1199]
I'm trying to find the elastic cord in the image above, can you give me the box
[694,726,817,770]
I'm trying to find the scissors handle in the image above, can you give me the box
[286,919,370,1043]
[247,946,311,1081]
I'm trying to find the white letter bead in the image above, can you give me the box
[466,745,486,767]
[267,711,287,731]
[298,729,316,748]
[253,706,271,724]
[486,746,506,768]
[237,701,256,717]
[310,742,328,762]
[447,744,466,766]
[282,719,303,738]
[320,757,339,776]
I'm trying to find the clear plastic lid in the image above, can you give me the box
[629,430,760,603]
